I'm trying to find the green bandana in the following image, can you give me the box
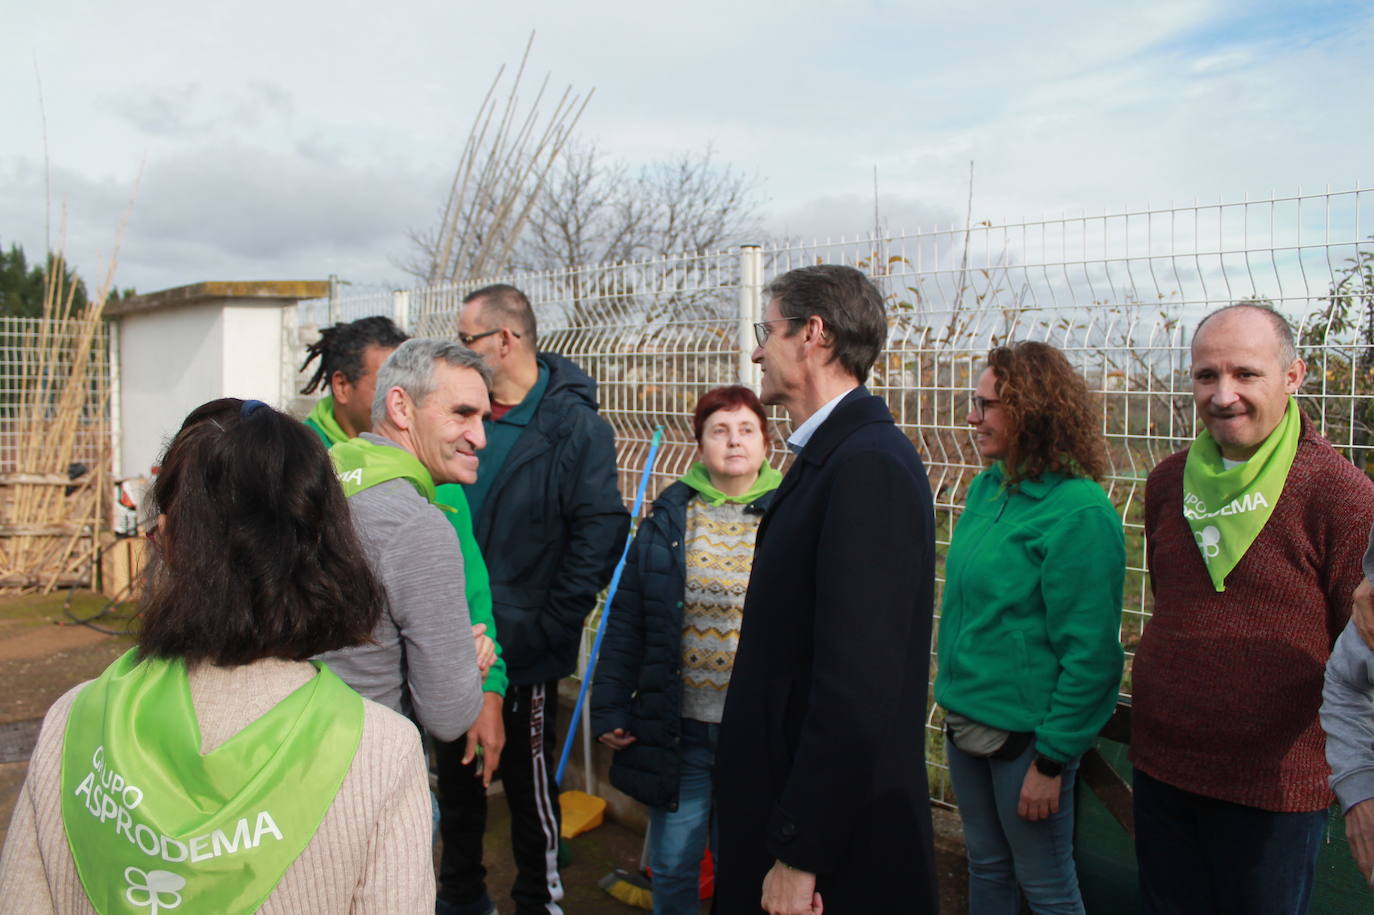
[1182,397,1301,592]
[303,396,349,448]
[330,435,445,507]
[679,460,783,506]
[60,649,362,914]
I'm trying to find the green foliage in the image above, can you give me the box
[1298,238,1374,475]
[0,240,135,318]
[0,242,58,317]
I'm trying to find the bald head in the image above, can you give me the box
[1193,303,1297,366]
[1190,304,1306,461]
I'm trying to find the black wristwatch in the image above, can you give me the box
[1033,754,1065,778]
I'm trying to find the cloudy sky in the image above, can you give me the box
[2,0,1369,295]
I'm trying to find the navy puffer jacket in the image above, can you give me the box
[590,480,774,810]
[471,352,630,686]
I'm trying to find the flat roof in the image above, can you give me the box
[106,280,331,317]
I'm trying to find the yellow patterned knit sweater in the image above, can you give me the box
[679,498,761,723]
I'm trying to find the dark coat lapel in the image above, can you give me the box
[760,386,891,542]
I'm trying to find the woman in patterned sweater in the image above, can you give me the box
[591,385,782,915]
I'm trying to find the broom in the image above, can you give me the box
[549,427,662,896]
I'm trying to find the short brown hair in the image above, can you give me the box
[139,398,385,665]
[985,342,1108,486]
[691,385,770,443]
[464,283,538,348]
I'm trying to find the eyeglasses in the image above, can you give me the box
[458,327,519,346]
[969,395,1001,421]
[753,317,801,347]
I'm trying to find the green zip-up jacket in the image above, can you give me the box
[934,462,1125,762]
[307,396,506,696]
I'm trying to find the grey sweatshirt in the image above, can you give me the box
[319,437,483,742]
[1321,524,1374,812]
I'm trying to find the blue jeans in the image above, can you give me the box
[1132,768,1326,915]
[648,718,718,915]
[947,739,1084,914]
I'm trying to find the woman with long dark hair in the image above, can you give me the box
[0,398,435,912]
[592,385,782,915]
[936,342,1125,914]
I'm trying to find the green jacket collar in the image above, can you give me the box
[495,361,550,428]
[304,396,349,447]
[988,461,1070,500]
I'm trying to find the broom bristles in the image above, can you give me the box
[598,869,653,911]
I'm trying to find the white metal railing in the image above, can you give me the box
[0,317,108,477]
[297,186,1374,805]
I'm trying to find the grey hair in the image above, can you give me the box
[372,338,492,428]
[1193,301,1299,366]
[764,265,887,384]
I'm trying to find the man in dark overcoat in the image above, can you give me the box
[714,265,937,914]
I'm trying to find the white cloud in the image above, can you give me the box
[0,0,1370,294]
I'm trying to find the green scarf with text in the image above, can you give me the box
[1181,397,1301,592]
[330,435,445,506]
[60,649,362,914]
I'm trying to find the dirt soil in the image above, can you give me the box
[0,591,970,913]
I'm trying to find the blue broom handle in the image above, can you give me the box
[556,426,665,786]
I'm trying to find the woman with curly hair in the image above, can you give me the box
[935,341,1125,914]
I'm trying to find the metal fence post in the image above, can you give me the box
[393,289,411,333]
[738,244,763,387]
[327,274,340,324]
[108,321,121,482]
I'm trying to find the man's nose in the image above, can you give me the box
[1212,378,1240,406]
[751,344,764,364]
[469,421,487,451]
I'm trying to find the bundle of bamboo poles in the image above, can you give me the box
[0,248,114,592]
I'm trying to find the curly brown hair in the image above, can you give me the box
[984,341,1108,485]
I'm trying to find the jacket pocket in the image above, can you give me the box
[491,583,550,663]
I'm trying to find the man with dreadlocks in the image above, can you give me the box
[300,316,510,797]
[300,315,411,445]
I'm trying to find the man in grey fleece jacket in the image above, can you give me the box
[319,339,493,743]
[1321,522,1374,891]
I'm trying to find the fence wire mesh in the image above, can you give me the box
[298,187,1374,805]
[0,317,108,476]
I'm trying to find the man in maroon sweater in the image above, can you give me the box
[1133,303,1374,914]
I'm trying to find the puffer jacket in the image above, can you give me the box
[590,480,774,810]
[471,352,630,686]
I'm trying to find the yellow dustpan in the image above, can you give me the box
[559,789,606,838]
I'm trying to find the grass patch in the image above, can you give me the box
[0,589,138,635]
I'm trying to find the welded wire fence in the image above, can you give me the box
[0,317,108,476]
[298,186,1374,805]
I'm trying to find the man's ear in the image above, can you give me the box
[329,369,352,404]
[383,387,412,431]
[1284,357,1307,394]
[801,315,829,353]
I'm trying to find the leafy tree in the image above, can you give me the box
[0,241,134,318]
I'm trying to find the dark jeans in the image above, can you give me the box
[436,681,565,915]
[1132,768,1327,915]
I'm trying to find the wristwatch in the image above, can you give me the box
[1033,754,1065,778]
